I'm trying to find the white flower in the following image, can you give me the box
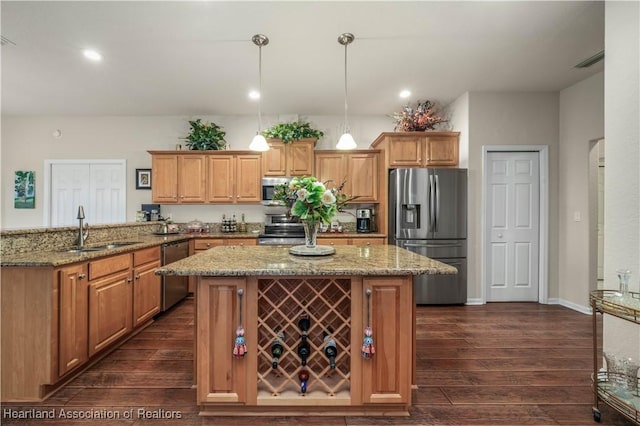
[321,190,336,206]
[312,181,326,191]
[296,188,309,201]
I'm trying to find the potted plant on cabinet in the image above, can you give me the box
[183,119,227,150]
[262,120,324,143]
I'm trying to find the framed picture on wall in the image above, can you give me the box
[136,169,152,189]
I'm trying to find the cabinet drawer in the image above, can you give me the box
[134,246,160,266]
[89,253,132,281]
[194,239,225,251]
[353,238,385,246]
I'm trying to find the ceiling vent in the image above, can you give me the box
[1,36,16,47]
[575,50,604,68]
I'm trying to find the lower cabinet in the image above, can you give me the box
[132,247,162,327]
[318,236,386,246]
[58,263,89,377]
[88,269,133,356]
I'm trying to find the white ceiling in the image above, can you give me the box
[1,1,604,117]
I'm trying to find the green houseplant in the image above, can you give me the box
[183,119,226,150]
[262,121,324,144]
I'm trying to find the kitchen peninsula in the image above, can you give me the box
[156,244,456,416]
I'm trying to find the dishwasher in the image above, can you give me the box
[161,240,190,311]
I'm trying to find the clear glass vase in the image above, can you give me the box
[303,221,320,248]
[616,269,631,296]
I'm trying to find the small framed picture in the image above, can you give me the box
[136,169,152,189]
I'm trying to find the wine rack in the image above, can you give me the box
[257,277,352,404]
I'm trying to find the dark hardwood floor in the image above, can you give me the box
[2,298,635,425]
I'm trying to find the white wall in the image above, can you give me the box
[1,114,391,229]
[602,1,640,362]
[445,92,469,169]
[558,72,604,311]
[465,92,560,303]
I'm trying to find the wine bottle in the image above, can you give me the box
[297,314,311,366]
[271,328,285,369]
[323,329,337,369]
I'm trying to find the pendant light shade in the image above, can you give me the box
[249,34,270,152]
[336,33,356,150]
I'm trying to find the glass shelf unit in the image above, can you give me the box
[590,290,640,425]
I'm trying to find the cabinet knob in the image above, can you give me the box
[229,195,233,199]
[135,274,141,280]
[206,243,211,247]
[366,242,371,246]
[78,273,86,280]
[127,278,133,283]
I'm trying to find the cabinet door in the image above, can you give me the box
[132,260,161,328]
[361,277,412,404]
[348,153,379,201]
[178,155,207,203]
[289,139,315,176]
[197,277,248,404]
[387,135,424,167]
[262,140,287,176]
[58,263,89,377]
[315,153,347,190]
[88,270,133,356]
[235,155,262,203]
[207,155,235,203]
[424,134,459,166]
[151,155,178,203]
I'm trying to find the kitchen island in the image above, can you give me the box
[156,244,456,416]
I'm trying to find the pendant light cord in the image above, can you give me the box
[343,42,348,132]
[258,43,263,133]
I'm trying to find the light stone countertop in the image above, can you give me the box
[155,244,457,277]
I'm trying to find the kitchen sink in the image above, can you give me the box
[61,241,141,253]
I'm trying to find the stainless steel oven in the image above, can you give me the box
[258,211,305,245]
[261,177,291,206]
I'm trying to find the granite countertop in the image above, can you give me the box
[155,245,457,277]
[0,233,191,267]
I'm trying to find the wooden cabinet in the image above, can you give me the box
[371,132,459,168]
[58,263,89,378]
[151,153,207,203]
[132,247,161,328]
[207,153,262,203]
[315,150,380,202]
[88,254,133,356]
[262,138,316,176]
[197,277,249,404]
[361,276,413,404]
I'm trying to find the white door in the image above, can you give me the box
[485,152,540,301]
[48,161,126,226]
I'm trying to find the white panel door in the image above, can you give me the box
[48,161,126,227]
[90,164,126,224]
[51,164,91,227]
[485,152,540,301]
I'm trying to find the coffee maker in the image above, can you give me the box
[356,209,372,233]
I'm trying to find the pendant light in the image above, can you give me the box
[336,33,356,150]
[249,34,270,152]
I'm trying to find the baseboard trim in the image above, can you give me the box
[554,298,591,315]
[465,298,483,305]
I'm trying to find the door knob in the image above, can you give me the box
[498,233,503,238]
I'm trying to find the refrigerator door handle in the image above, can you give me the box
[429,174,435,231]
[434,174,440,232]
[402,242,463,248]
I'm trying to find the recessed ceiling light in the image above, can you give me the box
[82,49,102,62]
[249,90,260,100]
[399,90,411,98]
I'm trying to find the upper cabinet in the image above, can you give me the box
[315,150,380,202]
[207,153,262,204]
[151,153,207,203]
[262,138,316,177]
[371,132,459,168]
[149,151,261,205]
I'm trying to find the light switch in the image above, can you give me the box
[573,211,581,222]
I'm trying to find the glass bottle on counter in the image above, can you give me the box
[239,213,247,233]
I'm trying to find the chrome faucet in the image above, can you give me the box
[76,205,89,248]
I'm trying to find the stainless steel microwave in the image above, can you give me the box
[261,177,291,205]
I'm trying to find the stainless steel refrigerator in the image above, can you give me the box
[389,168,467,304]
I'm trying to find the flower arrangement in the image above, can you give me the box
[391,100,447,132]
[272,176,353,224]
